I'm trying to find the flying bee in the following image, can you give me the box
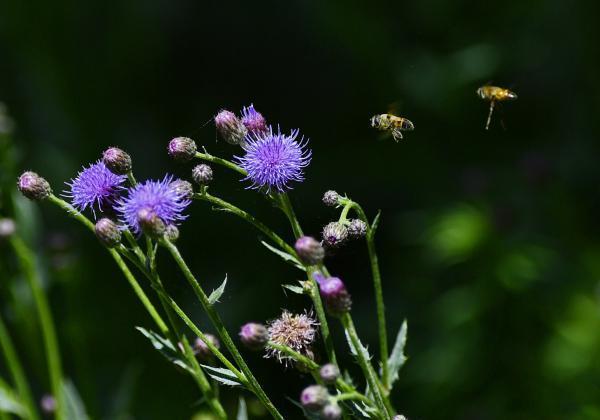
[477,85,517,130]
[370,114,414,142]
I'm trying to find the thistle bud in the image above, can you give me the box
[241,104,267,134]
[315,274,352,316]
[214,110,248,146]
[94,218,121,247]
[322,190,340,207]
[295,236,324,265]
[40,394,56,415]
[300,385,329,411]
[102,147,132,175]
[321,403,342,420]
[347,218,367,238]
[319,363,340,384]
[17,171,52,201]
[0,218,16,239]
[165,225,179,242]
[169,179,194,200]
[322,222,348,247]
[167,137,197,161]
[239,322,269,351]
[192,164,213,185]
[137,208,165,238]
[193,334,220,361]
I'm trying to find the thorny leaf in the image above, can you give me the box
[208,275,228,305]
[261,241,306,271]
[136,327,193,374]
[385,320,408,389]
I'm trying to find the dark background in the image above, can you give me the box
[1,0,600,418]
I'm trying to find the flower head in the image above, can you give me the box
[65,161,126,217]
[116,175,191,234]
[235,127,311,192]
[241,104,267,134]
[266,310,318,365]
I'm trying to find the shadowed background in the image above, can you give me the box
[1,0,600,418]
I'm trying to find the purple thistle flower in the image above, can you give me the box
[241,104,267,134]
[116,175,191,234]
[235,126,311,193]
[65,161,126,217]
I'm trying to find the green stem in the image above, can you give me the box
[341,314,390,419]
[9,236,64,419]
[161,239,283,420]
[276,193,303,237]
[306,267,337,365]
[349,203,389,388]
[127,172,137,186]
[0,312,40,420]
[195,151,247,176]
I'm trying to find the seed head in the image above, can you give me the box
[300,385,329,411]
[235,127,311,193]
[322,222,348,247]
[241,104,267,134]
[192,164,213,185]
[215,110,248,146]
[102,147,132,175]
[266,310,318,366]
[319,363,340,384]
[64,161,126,217]
[347,218,367,238]
[18,171,52,201]
[239,322,269,351]
[193,334,220,361]
[315,274,352,316]
[322,190,340,207]
[94,218,121,247]
[167,137,197,161]
[294,236,325,265]
[0,219,16,239]
[321,403,342,419]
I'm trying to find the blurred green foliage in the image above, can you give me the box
[1,0,599,419]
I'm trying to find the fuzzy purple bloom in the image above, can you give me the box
[65,161,126,217]
[241,104,267,134]
[235,127,311,192]
[116,175,191,234]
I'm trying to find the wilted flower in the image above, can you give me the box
[235,127,311,192]
[65,161,126,217]
[266,310,318,365]
[241,104,267,134]
[18,171,52,201]
[215,110,247,146]
[239,322,269,351]
[300,385,329,411]
[116,175,190,234]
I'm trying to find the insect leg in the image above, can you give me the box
[485,100,495,130]
[392,129,403,142]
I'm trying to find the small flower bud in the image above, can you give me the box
[40,394,56,414]
[315,274,352,316]
[300,385,329,411]
[239,322,269,351]
[167,137,197,161]
[347,218,367,238]
[17,171,52,201]
[322,190,340,207]
[321,403,342,420]
[193,334,220,361]
[165,224,179,242]
[0,218,16,239]
[295,236,324,265]
[319,363,340,384]
[322,222,348,247]
[94,218,121,247]
[215,110,248,146]
[137,208,165,238]
[102,147,132,175]
[241,104,267,134]
[169,179,194,199]
[393,416,408,420]
[192,164,213,185]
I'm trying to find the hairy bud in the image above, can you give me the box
[315,274,352,316]
[295,236,325,265]
[347,218,367,238]
[94,218,121,247]
[192,164,213,185]
[215,110,248,146]
[165,225,179,242]
[193,334,220,361]
[167,137,197,161]
[300,385,329,411]
[18,171,52,201]
[319,363,340,384]
[322,190,340,207]
[169,179,194,200]
[239,322,269,351]
[0,219,16,239]
[137,208,165,238]
[102,147,132,175]
[321,403,342,420]
[322,222,348,247]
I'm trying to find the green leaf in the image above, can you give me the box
[0,378,25,417]
[282,284,304,294]
[261,241,305,271]
[236,397,248,420]
[208,275,228,305]
[371,210,382,234]
[136,327,193,374]
[386,320,408,389]
[200,365,244,387]
[63,380,90,420]
[344,329,372,361]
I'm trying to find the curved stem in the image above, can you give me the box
[9,236,64,420]
[0,312,40,420]
[161,239,283,420]
[195,151,247,176]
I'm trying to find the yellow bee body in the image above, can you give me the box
[477,85,517,130]
[370,114,414,141]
